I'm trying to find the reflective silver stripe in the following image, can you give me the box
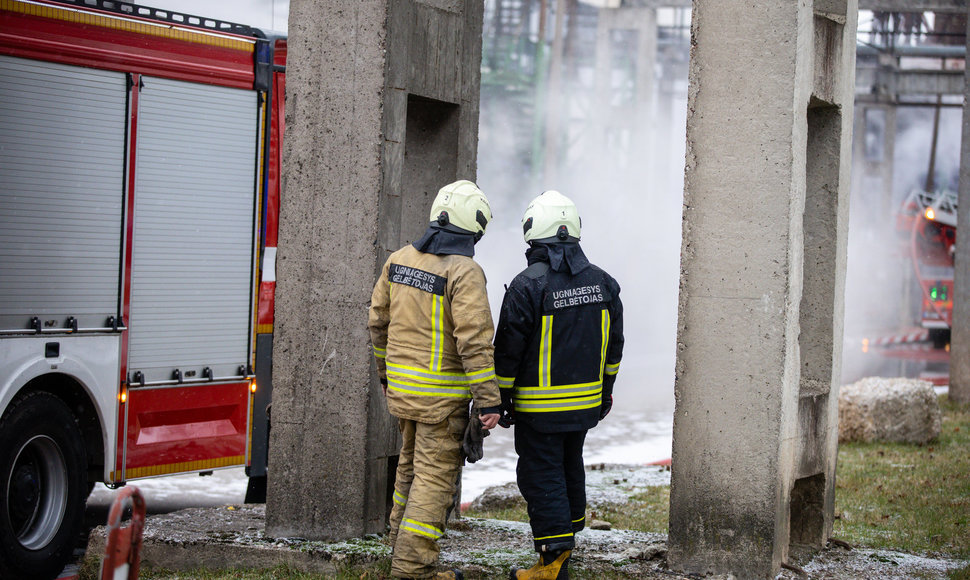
[605,362,620,375]
[431,295,443,372]
[497,375,515,389]
[515,383,601,399]
[388,379,472,398]
[387,363,495,385]
[514,394,601,412]
[372,345,387,359]
[465,367,496,382]
[402,518,444,540]
[540,315,552,389]
[393,490,407,506]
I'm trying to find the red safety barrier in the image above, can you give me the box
[100,486,146,580]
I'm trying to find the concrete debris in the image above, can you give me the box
[468,481,525,512]
[839,377,942,444]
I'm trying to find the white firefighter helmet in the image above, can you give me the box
[429,180,492,239]
[522,190,581,243]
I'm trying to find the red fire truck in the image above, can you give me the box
[866,188,956,382]
[0,1,284,576]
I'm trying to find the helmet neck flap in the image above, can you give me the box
[526,240,589,275]
[413,224,477,257]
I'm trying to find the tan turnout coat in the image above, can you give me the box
[368,244,501,422]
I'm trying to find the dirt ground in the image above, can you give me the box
[85,464,968,579]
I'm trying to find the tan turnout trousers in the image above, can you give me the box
[388,407,468,578]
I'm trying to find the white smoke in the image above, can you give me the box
[475,7,689,413]
[841,102,963,383]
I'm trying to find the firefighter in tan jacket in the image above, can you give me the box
[368,180,501,580]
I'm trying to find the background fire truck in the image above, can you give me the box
[0,1,284,576]
[866,187,957,383]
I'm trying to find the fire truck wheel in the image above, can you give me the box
[0,391,88,580]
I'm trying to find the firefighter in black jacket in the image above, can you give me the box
[495,191,624,580]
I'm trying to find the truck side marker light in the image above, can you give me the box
[925,207,936,221]
[251,382,257,393]
[120,389,128,404]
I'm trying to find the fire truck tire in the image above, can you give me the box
[0,391,88,580]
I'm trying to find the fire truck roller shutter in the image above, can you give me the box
[0,56,126,332]
[127,77,258,384]
[0,55,125,580]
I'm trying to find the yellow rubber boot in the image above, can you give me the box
[509,549,571,580]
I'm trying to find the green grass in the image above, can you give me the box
[465,486,670,535]
[592,485,670,534]
[833,395,970,559]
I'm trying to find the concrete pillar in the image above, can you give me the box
[950,17,970,404]
[593,6,657,166]
[668,1,857,577]
[266,0,485,539]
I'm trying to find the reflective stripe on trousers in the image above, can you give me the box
[389,407,468,578]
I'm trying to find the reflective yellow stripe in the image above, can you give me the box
[515,381,601,399]
[372,345,387,359]
[497,375,515,389]
[535,532,573,541]
[393,490,407,506]
[387,363,495,385]
[599,309,610,381]
[605,362,620,375]
[431,295,443,372]
[402,518,444,540]
[539,315,552,389]
[1,0,256,51]
[388,379,472,398]
[572,515,586,523]
[514,394,601,413]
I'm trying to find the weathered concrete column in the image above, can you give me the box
[950,17,970,405]
[593,6,657,160]
[266,0,485,539]
[668,1,857,577]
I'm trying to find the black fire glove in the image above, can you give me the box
[462,406,490,463]
[599,395,613,420]
[600,373,616,420]
[498,407,515,428]
[498,389,515,428]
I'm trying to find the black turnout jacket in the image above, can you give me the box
[494,242,624,432]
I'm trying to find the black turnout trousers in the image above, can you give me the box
[514,420,588,552]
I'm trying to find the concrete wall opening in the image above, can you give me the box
[800,104,843,397]
[402,94,460,245]
[789,472,827,547]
